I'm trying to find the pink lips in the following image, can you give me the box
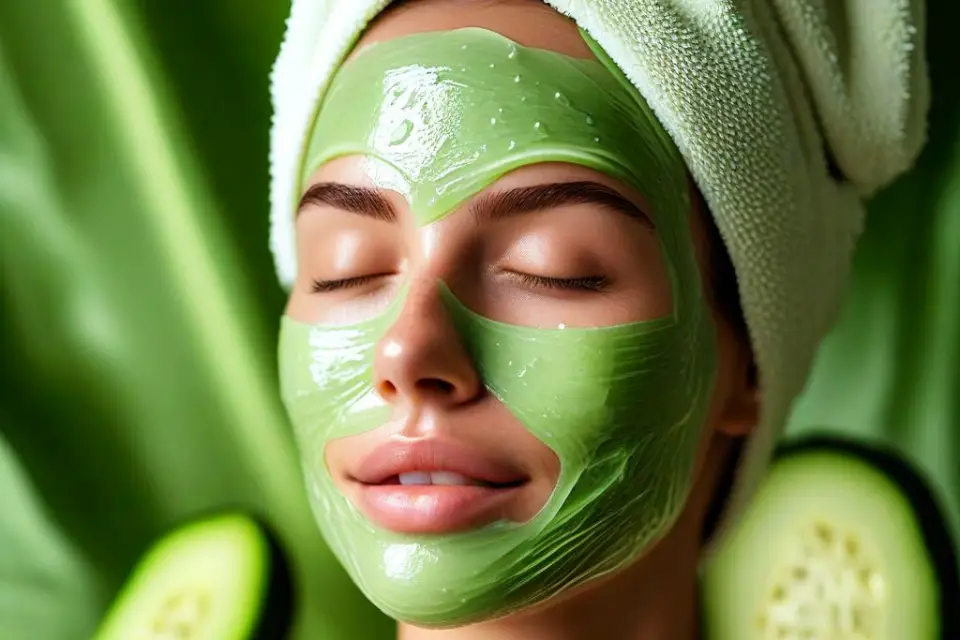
[348,439,529,534]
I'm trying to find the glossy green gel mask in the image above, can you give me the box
[279,28,717,627]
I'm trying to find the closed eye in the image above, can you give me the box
[506,272,608,292]
[310,274,393,293]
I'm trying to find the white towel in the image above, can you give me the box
[267,0,929,546]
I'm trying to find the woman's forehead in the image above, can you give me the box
[301,26,687,230]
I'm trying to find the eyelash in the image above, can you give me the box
[310,275,386,293]
[310,273,608,293]
[512,273,608,291]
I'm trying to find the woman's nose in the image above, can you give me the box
[372,280,483,408]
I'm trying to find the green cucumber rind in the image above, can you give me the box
[253,514,295,640]
[93,509,294,640]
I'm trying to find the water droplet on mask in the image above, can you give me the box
[389,120,413,145]
[490,117,497,125]
[594,136,601,143]
[507,360,513,366]
[518,368,527,378]
[508,140,516,150]
[585,115,595,125]
[507,46,517,59]
[497,107,504,114]
[489,63,496,69]
[461,44,468,50]
[554,91,571,107]
[520,96,527,102]
[557,322,567,330]
[533,121,549,135]
[513,74,522,83]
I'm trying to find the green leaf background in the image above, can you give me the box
[0,0,956,638]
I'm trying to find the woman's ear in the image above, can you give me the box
[717,350,759,437]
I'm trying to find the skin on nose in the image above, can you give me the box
[372,279,483,407]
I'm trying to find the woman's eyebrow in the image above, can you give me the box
[470,181,654,228]
[297,182,396,221]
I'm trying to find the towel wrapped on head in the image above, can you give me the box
[268,0,929,544]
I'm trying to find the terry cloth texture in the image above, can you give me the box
[267,0,930,548]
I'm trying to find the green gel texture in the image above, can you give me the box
[279,28,718,627]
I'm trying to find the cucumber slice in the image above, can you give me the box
[702,437,958,640]
[94,511,294,640]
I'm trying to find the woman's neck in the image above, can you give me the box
[397,515,703,640]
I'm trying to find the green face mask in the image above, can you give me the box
[279,28,717,627]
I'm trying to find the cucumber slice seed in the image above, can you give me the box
[150,588,213,638]
[757,519,885,638]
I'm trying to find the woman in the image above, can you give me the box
[269,1,928,638]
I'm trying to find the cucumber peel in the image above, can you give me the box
[94,511,294,640]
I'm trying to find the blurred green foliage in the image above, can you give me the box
[0,0,956,638]
[787,0,960,545]
[0,0,389,637]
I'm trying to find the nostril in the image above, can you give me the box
[416,379,455,396]
[378,380,398,400]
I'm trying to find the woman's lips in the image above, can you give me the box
[348,439,528,534]
[357,483,521,533]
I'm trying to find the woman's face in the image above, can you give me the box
[289,157,681,531]
[280,0,754,627]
